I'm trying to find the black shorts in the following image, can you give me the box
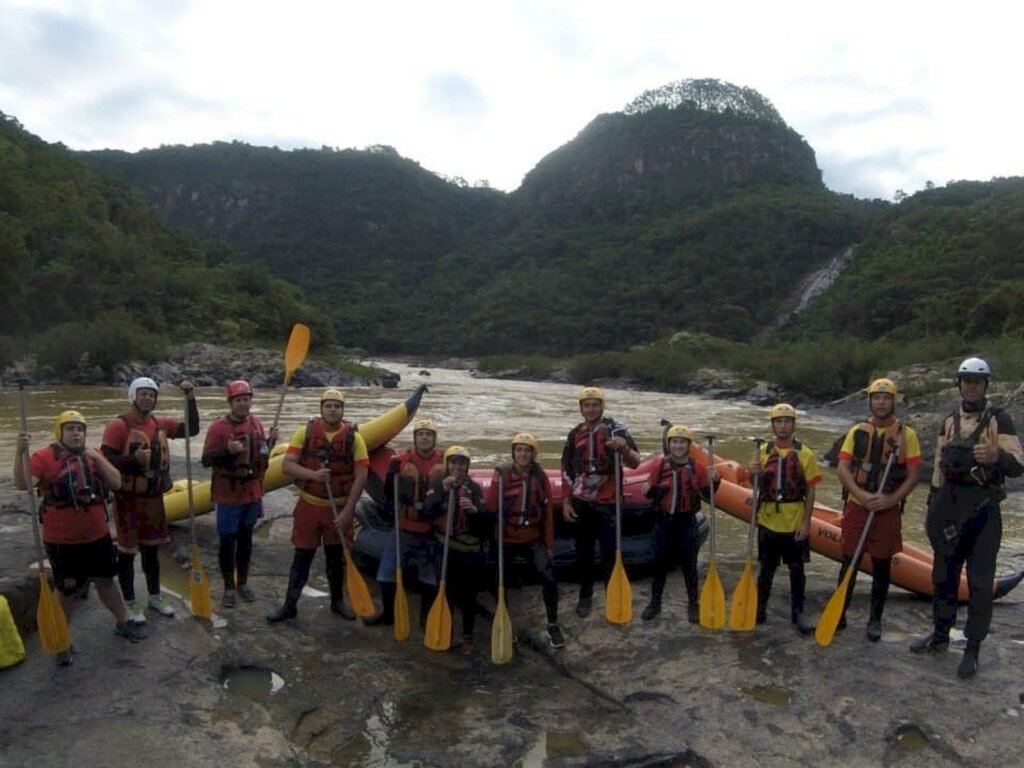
[44,535,118,595]
[757,526,810,566]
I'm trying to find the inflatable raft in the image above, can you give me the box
[162,385,427,523]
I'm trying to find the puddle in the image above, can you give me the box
[329,699,418,768]
[737,685,792,706]
[221,664,285,702]
[254,520,274,540]
[157,548,191,601]
[891,723,928,751]
[516,730,588,767]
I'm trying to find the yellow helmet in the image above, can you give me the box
[54,410,87,440]
[320,388,345,405]
[769,403,797,422]
[512,432,540,455]
[578,386,605,405]
[444,445,471,472]
[665,424,694,442]
[868,378,898,398]
[412,418,438,435]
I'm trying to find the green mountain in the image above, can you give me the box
[0,112,331,374]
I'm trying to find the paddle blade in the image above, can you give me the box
[699,558,726,630]
[816,569,853,647]
[728,557,758,631]
[346,558,375,618]
[36,572,71,655]
[189,545,214,619]
[393,571,410,643]
[284,323,311,378]
[604,552,632,625]
[423,582,452,651]
[491,588,514,664]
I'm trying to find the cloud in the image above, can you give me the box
[422,72,488,126]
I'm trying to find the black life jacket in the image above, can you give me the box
[940,407,997,484]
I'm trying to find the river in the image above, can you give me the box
[3,362,1023,581]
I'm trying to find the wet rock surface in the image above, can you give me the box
[2,479,1024,767]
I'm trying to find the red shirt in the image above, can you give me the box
[202,415,269,505]
[30,446,109,544]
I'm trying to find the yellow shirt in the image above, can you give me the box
[756,441,821,534]
[286,421,369,506]
[838,422,921,506]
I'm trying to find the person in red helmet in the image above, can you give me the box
[101,376,199,623]
[201,380,278,609]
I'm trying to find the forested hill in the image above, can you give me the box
[0,112,331,374]
[79,79,884,355]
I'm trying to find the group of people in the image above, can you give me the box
[14,356,1022,679]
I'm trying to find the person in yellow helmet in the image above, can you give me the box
[750,403,821,634]
[487,433,564,648]
[910,358,1023,678]
[368,417,445,628]
[101,376,199,623]
[424,446,489,654]
[561,386,640,618]
[835,378,922,642]
[267,389,370,623]
[15,410,147,665]
[641,423,718,623]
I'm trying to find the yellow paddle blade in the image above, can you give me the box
[346,558,375,619]
[699,558,726,630]
[728,557,758,631]
[284,323,311,378]
[189,545,214,619]
[491,588,514,665]
[605,552,632,625]
[36,572,71,655]
[393,571,410,643]
[816,568,854,647]
[423,582,452,651]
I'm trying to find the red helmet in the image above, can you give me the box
[225,380,253,400]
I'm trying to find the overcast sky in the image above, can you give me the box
[2,1,1021,201]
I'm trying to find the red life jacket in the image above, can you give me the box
[496,463,547,534]
[651,457,703,515]
[116,413,171,496]
[295,418,356,501]
[209,415,269,501]
[39,443,106,510]
[394,449,444,533]
[759,440,807,503]
[567,420,615,478]
[847,420,907,496]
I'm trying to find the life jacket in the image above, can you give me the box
[116,413,171,496]
[434,479,487,553]
[566,419,617,478]
[38,443,106,511]
[844,420,907,498]
[940,407,997,485]
[651,457,703,516]
[209,416,269,499]
[496,463,547,529]
[758,440,807,504]
[295,418,356,501]
[394,450,444,533]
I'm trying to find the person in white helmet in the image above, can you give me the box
[101,377,198,623]
[910,357,1024,678]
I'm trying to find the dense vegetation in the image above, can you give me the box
[0,113,331,374]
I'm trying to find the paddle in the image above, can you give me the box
[699,435,726,629]
[729,438,763,631]
[272,323,311,431]
[424,491,455,651]
[605,448,632,625]
[324,482,375,619]
[17,384,72,656]
[492,472,514,664]
[392,472,410,642]
[815,441,899,647]
[183,392,213,619]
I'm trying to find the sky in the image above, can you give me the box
[2,1,1022,201]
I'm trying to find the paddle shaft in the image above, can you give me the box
[183,393,198,546]
[706,435,716,558]
[393,472,402,579]
[17,385,47,565]
[614,451,622,551]
[497,473,505,592]
[844,444,899,579]
[438,488,455,583]
[746,438,764,556]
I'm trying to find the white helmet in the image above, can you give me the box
[129,376,160,404]
[956,357,991,381]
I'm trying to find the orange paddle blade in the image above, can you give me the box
[36,571,71,655]
[423,582,452,651]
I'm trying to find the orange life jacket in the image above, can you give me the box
[393,449,444,533]
[651,457,703,515]
[295,418,356,501]
[846,420,907,496]
[759,440,807,504]
[566,419,616,478]
[39,443,106,510]
[209,415,269,500]
[496,463,547,530]
[116,414,171,496]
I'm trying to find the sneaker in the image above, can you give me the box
[221,589,237,609]
[547,624,566,649]
[55,648,74,667]
[237,584,256,603]
[126,599,147,625]
[909,631,949,654]
[460,634,475,656]
[575,596,593,619]
[147,594,175,617]
[114,621,148,643]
